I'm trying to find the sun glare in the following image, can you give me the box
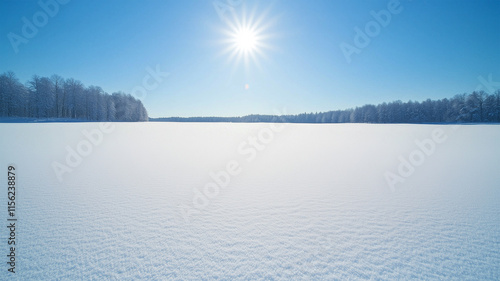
[220,6,273,69]
[234,27,257,52]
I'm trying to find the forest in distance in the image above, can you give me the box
[1,71,500,124]
[155,90,500,124]
[0,71,148,122]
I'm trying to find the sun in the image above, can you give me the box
[220,6,273,69]
[226,23,263,65]
[234,27,257,53]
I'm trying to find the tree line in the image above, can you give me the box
[0,71,148,121]
[154,91,500,124]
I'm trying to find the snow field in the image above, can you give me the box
[0,123,499,280]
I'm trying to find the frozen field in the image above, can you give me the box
[1,122,499,280]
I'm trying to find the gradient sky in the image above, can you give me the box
[1,0,499,117]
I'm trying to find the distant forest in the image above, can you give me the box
[0,71,148,121]
[2,70,499,124]
[154,91,500,124]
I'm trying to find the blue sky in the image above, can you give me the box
[1,0,499,117]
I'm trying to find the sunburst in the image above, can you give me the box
[220,6,273,69]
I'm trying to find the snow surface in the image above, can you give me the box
[0,122,499,280]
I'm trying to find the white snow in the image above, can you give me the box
[1,122,499,280]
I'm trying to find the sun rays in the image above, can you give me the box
[220,5,274,71]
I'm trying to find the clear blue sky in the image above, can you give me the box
[1,0,499,117]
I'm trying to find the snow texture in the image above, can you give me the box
[0,123,499,280]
